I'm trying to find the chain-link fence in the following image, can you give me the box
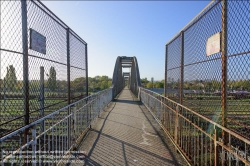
[165,0,250,140]
[0,0,88,138]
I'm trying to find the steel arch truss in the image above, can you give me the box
[111,56,141,99]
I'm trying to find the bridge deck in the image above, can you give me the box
[67,87,187,165]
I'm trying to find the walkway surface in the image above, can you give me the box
[67,87,187,166]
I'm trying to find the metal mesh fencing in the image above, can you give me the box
[166,35,181,103]
[0,0,88,138]
[69,30,87,103]
[165,0,250,139]
[226,0,250,139]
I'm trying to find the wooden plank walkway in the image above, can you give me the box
[67,87,187,166]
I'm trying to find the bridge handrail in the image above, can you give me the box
[0,88,113,164]
[139,87,250,165]
[0,88,111,142]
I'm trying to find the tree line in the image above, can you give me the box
[0,65,112,93]
[1,65,249,93]
[141,78,164,88]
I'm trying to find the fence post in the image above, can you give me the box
[3,80,6,113]
[174,105,179,146]
[164,45,168,97]
[67,28,70,105]
[72,106,76,149]
[21,0,30,144]
[164,98,167,127]
[180,31,184,105]
[179,31,184,150]
[221,1,228,164]
[31,125,37,166]
[66,28,71,149]
[40,67,44,132]
[85,44,88,96]
[214,125,219,166]
[90,103,92,129]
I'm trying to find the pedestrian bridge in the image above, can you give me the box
[66,87,186,165]
[1,0,250,165]
[1,56,250,166]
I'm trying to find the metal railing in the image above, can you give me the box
[0,88,112,165]
[0,0,88,137]
[140,87,250,165]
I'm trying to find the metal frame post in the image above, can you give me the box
[67,28,70,105]
[180,31,184,105]
[221,0,228,134]
[214,126,219,165]
[21,0,30,144]
[66,28,71,149]
[40,67,44,132]
[72,106,76,149]
[174,105,179,145]
[85,44,88,96]
[164,45,168,97]
[179,31,184,150]
[221,0,228,165]
[32,125,37,166]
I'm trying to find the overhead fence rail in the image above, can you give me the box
[0,0,88,138]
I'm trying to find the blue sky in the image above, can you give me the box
[42,1,210,81]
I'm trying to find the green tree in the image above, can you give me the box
[88,75,112,92]
[72,77,85,91]
[155,81,164,88]
[141,78,149,87]
[47,67,57,91]
[100,76,109,81]
[108,80,112,87]
[146,82,153,88]
[100,81,107,90]
[4,65,17,90]
[58,80,67,91]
